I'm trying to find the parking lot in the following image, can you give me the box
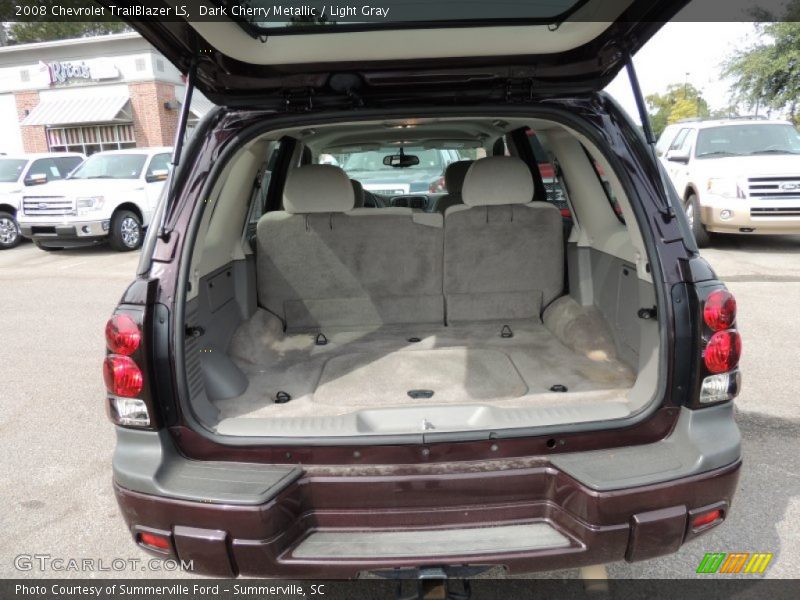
[0,234,799,581]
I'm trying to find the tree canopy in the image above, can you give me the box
[723,22,800,123]
[645,84,711,138]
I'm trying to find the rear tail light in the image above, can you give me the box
[107,397,150,427]
[103,355,144,397]
[105,314,141,355]
[696,287,741,406]
[703,289,736,331]
[703,330,742,374]
[104,312,153,428]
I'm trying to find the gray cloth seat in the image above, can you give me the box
[443,156,563,323]
[433,160,472,213]
[257,164,444,330]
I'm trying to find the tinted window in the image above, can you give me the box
[69,154,148,180]
[0,159,27,183]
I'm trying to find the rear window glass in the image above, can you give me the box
[321,146,469,198]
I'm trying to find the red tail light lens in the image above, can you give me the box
[704,330,742,374]
[704,290,736,331]
[103,355,143,397]
[138,532,171,551]
[105,314,141,356]
[692,509,723,529]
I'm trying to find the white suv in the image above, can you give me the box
[657,119,800,246]
[0,153,85,249]
[18,148,171,252]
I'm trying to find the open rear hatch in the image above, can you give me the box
[101,0,690,105]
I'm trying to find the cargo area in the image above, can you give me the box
[180,116,661,439]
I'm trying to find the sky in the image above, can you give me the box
[605,22,759,124]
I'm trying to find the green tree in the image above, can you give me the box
[645,83,710,138]
[723,22,800,124]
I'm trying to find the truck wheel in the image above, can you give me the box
[0,211,21,249]
[109,210,143,252]
[685,194,711,248]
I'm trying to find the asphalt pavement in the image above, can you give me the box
[0,234,798,583]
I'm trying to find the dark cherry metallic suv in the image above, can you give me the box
[102,0,742,579]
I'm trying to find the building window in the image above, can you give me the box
[20,69,30,82]
[135,58,146,71]
[47,124,136,155]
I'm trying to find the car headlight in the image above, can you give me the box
[707,178,745,199]
[77,196,105,213]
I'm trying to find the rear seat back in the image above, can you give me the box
[257,165,444,330]
[443,156,563,322]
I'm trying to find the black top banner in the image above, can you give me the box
[2,0,799,25]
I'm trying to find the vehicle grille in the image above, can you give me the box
[747,177,800,200]
[750,207,800,217]
[22,196,75,216]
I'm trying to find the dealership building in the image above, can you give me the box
[0,32,215,155]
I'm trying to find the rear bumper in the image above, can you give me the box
[113,405,742,577]
[114,460,741,578]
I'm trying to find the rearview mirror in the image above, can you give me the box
[383,153,419,168]
[24,173,48,186]
[146,169,169,183]
[666,149,690,164]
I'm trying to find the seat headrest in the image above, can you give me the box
[351,179,365,208]
[444,160,473,194]
[283,164,355,214]
[461,156,534,207]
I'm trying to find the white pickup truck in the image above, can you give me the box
[18,147,172,251]
[0,153,85,249]
[657,118,800,246]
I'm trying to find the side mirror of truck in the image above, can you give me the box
[146,169,169,183]
[666,149,690,164]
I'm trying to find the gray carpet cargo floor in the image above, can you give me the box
[216,308,636,420]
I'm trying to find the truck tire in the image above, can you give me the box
[0,211,21,249]
[108,210,143,252]
[685,193,711,248]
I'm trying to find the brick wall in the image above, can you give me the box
[15,91,49,153]
[128,81,178,147]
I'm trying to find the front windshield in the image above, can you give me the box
[0,159,28,183]
[695,124,800,158]
[68,154,147,180]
